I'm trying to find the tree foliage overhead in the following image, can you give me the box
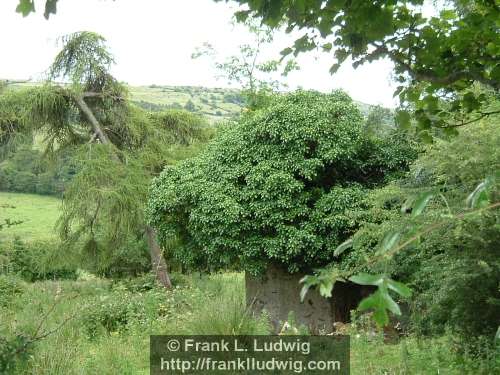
[221,0,499,138]
[148,90,417,275]
[49,31,115,87]
[343,120,500,341]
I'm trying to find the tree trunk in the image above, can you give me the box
[145,226,172,289]
[73,93,173,290]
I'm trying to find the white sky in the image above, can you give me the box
[0,0,398,107]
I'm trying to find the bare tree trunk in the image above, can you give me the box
[73,93,173,290]
[145,226,172,289]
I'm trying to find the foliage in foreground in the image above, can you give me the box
[309,120,500,345]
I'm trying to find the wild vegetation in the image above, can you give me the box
[1,0,499,374]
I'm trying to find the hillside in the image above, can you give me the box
[129,85,375,122]
[7,82,377,123]
[129,85,244,122]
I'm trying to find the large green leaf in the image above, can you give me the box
[378,231,401,253]
[349,273,384,286]
[334,238,353,257]
[412,192,434,217]
[380,290,401,315]
[466,177,494,208]
[44,0,58,19]
[387,279,412,298]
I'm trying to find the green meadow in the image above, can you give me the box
[0,192,60,241]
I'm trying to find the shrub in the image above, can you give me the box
[82,292,143,338]
[349,121,500,350]
[0,274,24,307]
[0,333,30,374]
[0,238,78,282]
[81,289,166,338]
[148,90,416,275]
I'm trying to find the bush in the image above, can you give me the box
[148,90,416,275]
[0,238,78,282]
[82,293,141,338]
[0,333,30,374]
[81,289,165,338]
[0,274,24,307]
[349,121,500,351]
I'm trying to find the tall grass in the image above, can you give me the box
[1,272,498,374]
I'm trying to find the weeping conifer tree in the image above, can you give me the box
[15,32,210,287]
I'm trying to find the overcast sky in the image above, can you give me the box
[0,0,399,107]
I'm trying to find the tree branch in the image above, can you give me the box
[82,91,124,101]
[368,45,499,89]
[438,110,500,129]
[344,201,500,279]
[72,95,111,145]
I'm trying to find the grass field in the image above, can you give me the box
[1,192,497,374]
[2,273,490,374]
[0,192,60,241]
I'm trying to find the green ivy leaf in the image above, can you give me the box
[16,0,35,17]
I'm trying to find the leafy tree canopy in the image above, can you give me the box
[147,90,417,275]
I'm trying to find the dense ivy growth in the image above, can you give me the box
[148,91,417,275]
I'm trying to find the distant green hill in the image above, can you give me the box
[129,85,244,123]
[6,81,382,123]
[128,84,380,122]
